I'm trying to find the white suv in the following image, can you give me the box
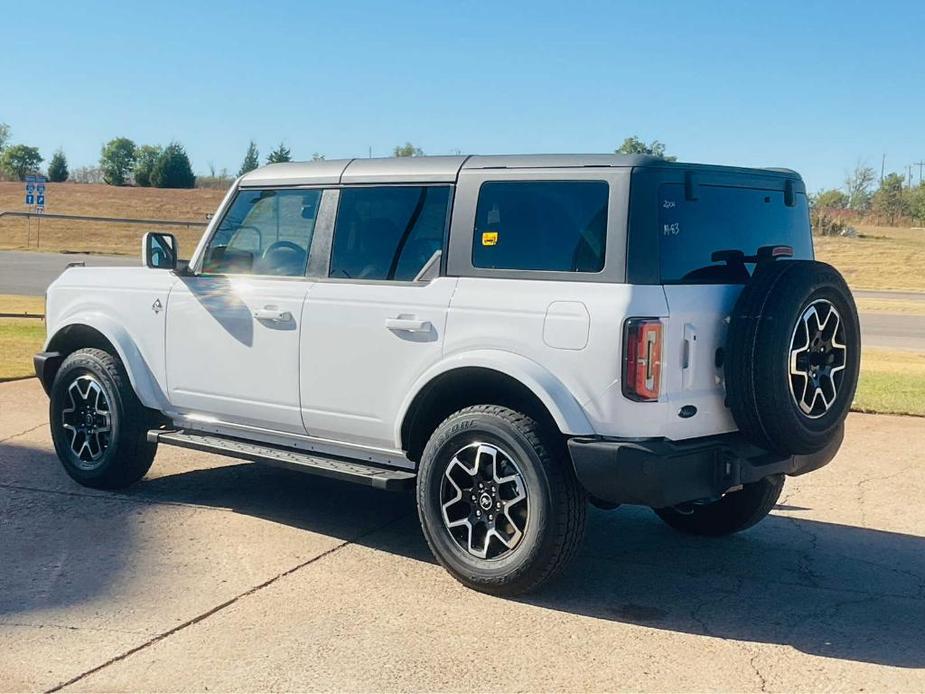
[36,154,860,595]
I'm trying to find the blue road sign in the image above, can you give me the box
[36,194,45,206]
[25,193,34,205]
[37,184,46,194]
[26,183,34,193]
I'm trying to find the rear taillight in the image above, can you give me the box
[623,318,663,402]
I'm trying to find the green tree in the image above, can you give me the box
[812,189,848,210]
[0,144,43,181]
[908,184,925,223]
[47,149,69,182]
[100,137,137,186]
[844,162,876,211]
[133,145,162,187]
[871,172,909,224]
[615,136,677,161]
[0,122,10,151]
[238,141,259,176]
[266,142,292,163]
[393,142,423,157]
[150,142,196,189]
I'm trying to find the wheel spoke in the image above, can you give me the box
[439,441,529,561]
[788,300,848,419]
[59,374,112,468]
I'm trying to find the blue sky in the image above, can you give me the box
[2,0,923,191]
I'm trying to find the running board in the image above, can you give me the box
[147,429,416,491]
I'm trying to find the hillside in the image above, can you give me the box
[0,181,227,255]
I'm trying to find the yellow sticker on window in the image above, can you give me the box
[482,231,499,246]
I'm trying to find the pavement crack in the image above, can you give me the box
[0,422,45,444]
[44,511,412,693]
[749,651,769,692]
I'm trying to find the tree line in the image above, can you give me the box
[812,161,925,227]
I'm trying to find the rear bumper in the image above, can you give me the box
[33,351,61,395]
[568,423,843,508]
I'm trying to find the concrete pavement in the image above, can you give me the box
[1,378,923,692]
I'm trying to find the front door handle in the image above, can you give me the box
[253,306,293,323]
[385,316,432,334]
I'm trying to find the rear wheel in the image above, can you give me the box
[50,348,157,489]
[416,405,586,596]
[653,475,784,536]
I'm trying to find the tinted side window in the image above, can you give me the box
[330,186,450,281]
[658,183,813,284]
[202,189,321,276]
[472,181,608,272]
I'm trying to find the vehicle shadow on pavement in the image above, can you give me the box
[2,441,922,669]
[527,505,925,669]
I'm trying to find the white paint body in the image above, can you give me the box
[43,157,746,464]
[44,267,737,453]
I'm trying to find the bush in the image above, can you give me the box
[811,208,854,237]
[150,142,195,188]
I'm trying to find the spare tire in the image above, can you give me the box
[725,260,860,455]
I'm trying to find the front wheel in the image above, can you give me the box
[416,405,586,596]
[653,475,784,537]
[50,348,157,489]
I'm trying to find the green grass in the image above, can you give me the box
[0,318,45,381]
[853,348,925,416]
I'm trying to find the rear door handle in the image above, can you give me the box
[385,316,432,334]
[253,306,293,323]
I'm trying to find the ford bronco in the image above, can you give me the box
[35,154,859,595]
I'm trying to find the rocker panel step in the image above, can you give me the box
[148,429,416,491]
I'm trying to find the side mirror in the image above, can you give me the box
[143,232,178,270]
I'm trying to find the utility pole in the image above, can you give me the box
[915,160,925,186]
[881,153,886,184]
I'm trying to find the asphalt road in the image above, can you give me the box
[0,250,922,349]
[0,250,136,296]
[1,378,923,692]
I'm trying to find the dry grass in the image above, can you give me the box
[855,298,925,315]
[814,224,925,292]
[0,294,44,315]
[0,181,226,256]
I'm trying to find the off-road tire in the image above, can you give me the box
[653,474,784,536]
[725,260,860,455]
[416,405,586,596]
[50,348,157,489]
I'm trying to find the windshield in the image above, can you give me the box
[658,182,812,284]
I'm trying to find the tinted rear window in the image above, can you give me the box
[472,180,608,272]
[658,183,812,284]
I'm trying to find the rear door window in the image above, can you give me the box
[658,183,812,284]
[330,186,450,281]
[472,180,608,272]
